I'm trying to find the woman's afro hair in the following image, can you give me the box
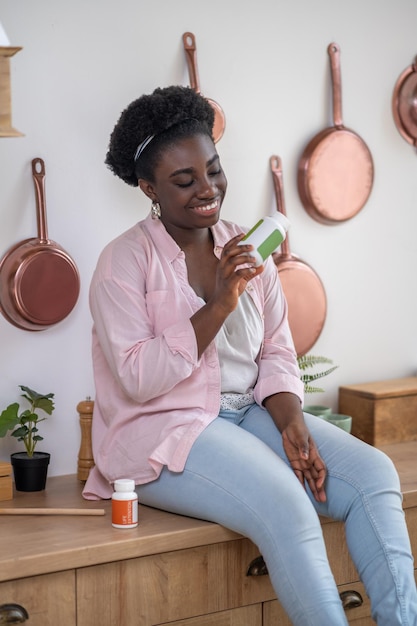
[105,85,215,187]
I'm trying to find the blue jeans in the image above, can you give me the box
[136,405,417,625]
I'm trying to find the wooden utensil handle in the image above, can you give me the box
[0,508,105,516]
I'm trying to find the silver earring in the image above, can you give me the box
[151,200,161,220]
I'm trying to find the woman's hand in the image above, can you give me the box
[263,392,327,503]
[212,234,263,315]
[190,234,263,358]
[281,420,327,503]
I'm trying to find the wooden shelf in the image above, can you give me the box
[0,45,23,137]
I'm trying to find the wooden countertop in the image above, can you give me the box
[379,441,417,508]
[1,441,416,583]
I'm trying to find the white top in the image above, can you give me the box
[215,291,263,409]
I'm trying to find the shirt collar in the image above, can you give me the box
[143,213,236,263]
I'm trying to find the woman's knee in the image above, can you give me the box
[357,446,401,491]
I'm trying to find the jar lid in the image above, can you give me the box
[271,212,290,232]
[114,478,135,492]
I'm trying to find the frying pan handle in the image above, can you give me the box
[31,158,49,243]
[270,155,290,256]
[182,32,201,93]
[327,42,343,128]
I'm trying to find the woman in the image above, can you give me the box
[84,85,417,625]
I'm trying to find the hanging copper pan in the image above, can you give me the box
[271,156,327,357]
[297,43,374,224]
[392,55,417,147]
[0,158,80,331]
[182,32,226,143]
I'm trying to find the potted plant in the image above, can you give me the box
[0,385,55,491]
[298,354,338,418]
[297,354,338,394]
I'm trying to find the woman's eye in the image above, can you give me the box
[176,180,193,188]
[209,169,221,177]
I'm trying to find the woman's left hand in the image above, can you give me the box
[281,420,327,503]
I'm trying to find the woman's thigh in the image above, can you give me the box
[239,404,402,520]
[136,413,316,534]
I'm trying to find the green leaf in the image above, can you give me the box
[301,366,338,383]
[0,403,20,437]
[297,355,334,371]
[11,426,28,438]
[20,411,38,425]
[19,386,55,415]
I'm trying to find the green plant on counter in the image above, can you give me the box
[0,386,55,457]
[297,355,338,394]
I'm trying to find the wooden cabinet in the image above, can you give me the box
[0,571,76,625]
[0,442,416,625]
[76,539,275,626]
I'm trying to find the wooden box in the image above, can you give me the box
[0,461,13,501]
[338,377,417,446]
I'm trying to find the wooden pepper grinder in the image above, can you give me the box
[76,397,95,482]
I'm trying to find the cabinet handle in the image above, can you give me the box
[0,604,29,623]
[340,590,363,610]
[246,555,268,576]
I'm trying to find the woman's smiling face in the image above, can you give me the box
[139,133,227,236]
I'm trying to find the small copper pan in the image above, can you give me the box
[0,158,80,331]
[271,156,327,356]
[297,43,374,224]
[182,32,225,143]
[392,55,417,147]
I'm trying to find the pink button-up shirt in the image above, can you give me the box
[83,214,303,500]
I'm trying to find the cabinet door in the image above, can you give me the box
[263,599,292,626]
[157,604,261,625]
[0,570,76,626]
[77,539,275,626]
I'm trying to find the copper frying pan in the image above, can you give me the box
[297,43,374,224]
[392,55,417,147]
[182,32,226,143]
[0,158,80,331]
[271,156,327,356]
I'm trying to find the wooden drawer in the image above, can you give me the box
[339,377,417,445]
[0,460,12,501]
[156,604,262,625]
[0,570,76,626]
[77,538,275,626]
[264,580,372,625]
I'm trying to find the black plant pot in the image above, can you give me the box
[10,451,50,492]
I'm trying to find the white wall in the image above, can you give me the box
[0,0,416,476]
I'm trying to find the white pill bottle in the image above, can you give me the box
[239,213,290,266]
[112,478,138,529]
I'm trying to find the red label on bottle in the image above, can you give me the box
[112,499,138,526]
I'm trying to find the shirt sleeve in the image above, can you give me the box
[90,242,200,404]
